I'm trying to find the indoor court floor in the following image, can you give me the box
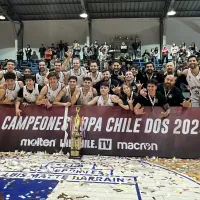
[0,152,199,200]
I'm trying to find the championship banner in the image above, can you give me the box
[0,105,199,158]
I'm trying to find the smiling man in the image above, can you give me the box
[179,55,200,107]
[15,74,43,116]
[36,72,65,108]
[142,62,163,88]
[35,61,49,87]
[0,72,23,105]
[0,60,21,85]
[87,61,102,85]
[157,75,185,106]
[134,79,170,118]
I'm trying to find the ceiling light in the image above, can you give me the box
[167,10,176,16]
[80,12,88,18]
[0,15,5,20]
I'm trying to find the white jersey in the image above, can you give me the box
[5,81,21,101]
[87,72,102,83]
[65,85,72,99]
[69,68,85,86]
[76,87,94,105]
[36,73,45,87]
[1,70,20,83]
[58,71,65,83]
[46,82,62,103]
[23,84,39,103]
[186,69,200,106]
[97,95,113,106]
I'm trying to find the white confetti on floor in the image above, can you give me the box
[0,153,199,200]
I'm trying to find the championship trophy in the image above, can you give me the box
[70,107,83,159]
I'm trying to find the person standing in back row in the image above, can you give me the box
[25,45,32,61]
[39,44,46,59]
[162,45,168,64]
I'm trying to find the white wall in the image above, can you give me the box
[2,17,200,61]
[92,18,160,53]
[23,20,88,48]
[0,22,17,60]
[166,17,200,48]
[0,19,88,60]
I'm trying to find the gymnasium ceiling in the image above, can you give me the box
[0,0,200,21]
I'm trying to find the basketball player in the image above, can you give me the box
[83,82,120,106]
[15,74,43,116]
[45,60,67,85]
[36,72,65,108]
[65,57,87,86]
[54,76,79,106]
[180,55,200,107]
[0,72,23,104]
[0,60,22,85]
[35,61,49,87]
[87,61,102,85]
[71,77,97,105]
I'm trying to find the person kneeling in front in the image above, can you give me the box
[15,74,43,116]
[82,82,121,106]
[134,79,171,118]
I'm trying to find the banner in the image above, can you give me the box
[0,105,199,158]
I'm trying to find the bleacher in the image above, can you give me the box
[18,61,40,75]
[1,58,173,76]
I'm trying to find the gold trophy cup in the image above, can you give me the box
[70,107,83,159]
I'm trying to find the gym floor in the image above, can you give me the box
[0,153,199,200]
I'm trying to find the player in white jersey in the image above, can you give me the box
[15,75,43,116]
[35,61,49,87]
[44,60,67,85]
[0,60,21,85]
[181,55,200,107]
[87,61,102,85]
[83,82,120,106]
[66,57,87,86]
[0,72,23,105]
[54,76,78,106]
[36,72,66,108]
[71,77,97,105]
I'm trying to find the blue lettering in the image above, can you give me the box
[117,178,124,183]
[80,176,87,181]
[96,177,102,182]
[10,173,19,177]
[88,176,95,181]
[104,177,112,182]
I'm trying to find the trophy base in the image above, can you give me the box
[69,149,82,159]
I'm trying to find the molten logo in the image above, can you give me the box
[20,138,56,147]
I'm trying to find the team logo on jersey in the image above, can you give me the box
[168,94,172,99]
